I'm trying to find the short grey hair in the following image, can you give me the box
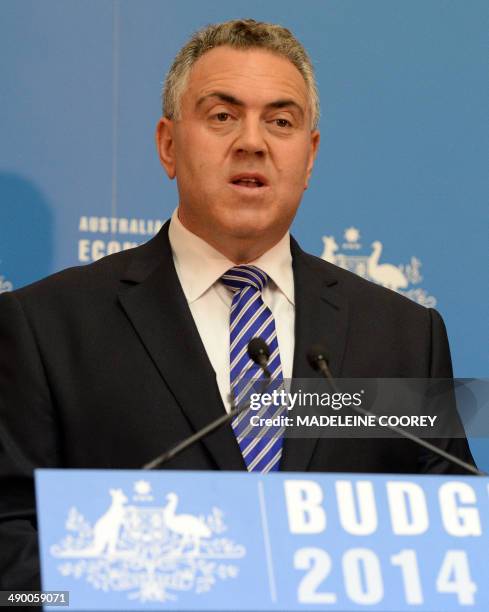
[162,18,320,129]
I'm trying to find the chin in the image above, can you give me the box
[222,223,266,241]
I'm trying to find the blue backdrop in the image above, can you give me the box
[1,1,487,466]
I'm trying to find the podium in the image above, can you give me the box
[35,469,489,610]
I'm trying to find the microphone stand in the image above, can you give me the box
[313,355,485,476]
[143,400,249,470]
[143,343,273,470]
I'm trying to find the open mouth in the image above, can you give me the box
[229,174,268,189]
[232,178,264,188]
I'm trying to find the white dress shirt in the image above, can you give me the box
[168,209,295,412]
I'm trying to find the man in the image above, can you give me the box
[0,19,474,589]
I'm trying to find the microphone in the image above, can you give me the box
[307,345,485,476]
[143,337,272,470]
[307,345,337,390]
[248,337,272,378]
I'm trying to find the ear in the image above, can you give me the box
[304,130,320,190]
[155,117,176,179]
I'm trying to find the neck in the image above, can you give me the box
[202,237,276,265]
[177,214,286,264]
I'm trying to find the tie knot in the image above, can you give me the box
[221,265,268,293]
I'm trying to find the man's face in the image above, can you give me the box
[157,46,320,260]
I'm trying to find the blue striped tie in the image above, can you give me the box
[221,265,285,472]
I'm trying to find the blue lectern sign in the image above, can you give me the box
[35,470,489,610]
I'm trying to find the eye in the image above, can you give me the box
[274,118,292,128]
[215,112,231,122]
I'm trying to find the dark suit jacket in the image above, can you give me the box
[0,221,474,589]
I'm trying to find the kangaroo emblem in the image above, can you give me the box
[56,488,128,558]
[320,236,339,264]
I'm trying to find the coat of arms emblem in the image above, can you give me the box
[0,274,13,294]
[50,481,246,603]
[320,227,436,306]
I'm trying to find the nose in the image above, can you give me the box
[233,117,267,157]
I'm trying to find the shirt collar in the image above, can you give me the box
[168,208,295,306]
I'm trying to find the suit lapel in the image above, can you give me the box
[281,238,350,471]
[117,222,245,471]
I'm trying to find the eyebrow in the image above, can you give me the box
[195,92,305,118]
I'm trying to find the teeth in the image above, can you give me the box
[234,178,263,186]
